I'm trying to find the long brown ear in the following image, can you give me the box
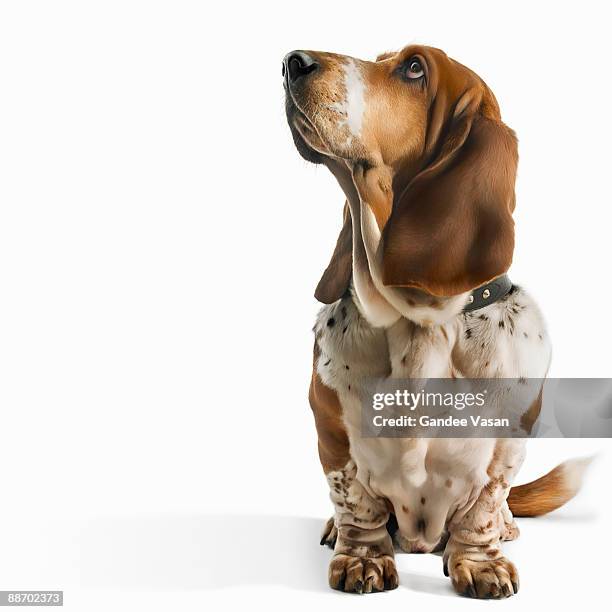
[315,203,352,304]
[382,99,518,297]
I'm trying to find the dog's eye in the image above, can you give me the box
[406,58,424,79]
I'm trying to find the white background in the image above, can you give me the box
[0,1,611,610]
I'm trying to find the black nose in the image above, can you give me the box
[283,51,319,84]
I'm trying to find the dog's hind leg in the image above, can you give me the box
[500,501,520,541]
[320,516,337,548]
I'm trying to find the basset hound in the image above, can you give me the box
[283,44,588,598]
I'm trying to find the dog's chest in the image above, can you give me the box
[313,296,512,549]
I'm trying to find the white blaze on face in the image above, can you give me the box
[332,58,366,144]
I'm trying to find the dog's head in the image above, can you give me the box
[284,45,517,300]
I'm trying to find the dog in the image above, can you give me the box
[283,44,588,598]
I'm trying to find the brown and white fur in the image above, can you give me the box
[284,45,588,598]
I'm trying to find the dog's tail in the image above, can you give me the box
[507,457,593,517]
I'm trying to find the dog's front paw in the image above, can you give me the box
[446,555,519,599]
[328,554,398,594]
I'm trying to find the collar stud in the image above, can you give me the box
[463,275,513,313]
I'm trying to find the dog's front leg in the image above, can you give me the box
[443,439,525,599]
[326,461,398,594]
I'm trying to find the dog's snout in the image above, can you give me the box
[283,51,319,84]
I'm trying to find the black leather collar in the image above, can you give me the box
[462,274,513,312]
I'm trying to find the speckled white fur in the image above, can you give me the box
[314,282,551,553]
